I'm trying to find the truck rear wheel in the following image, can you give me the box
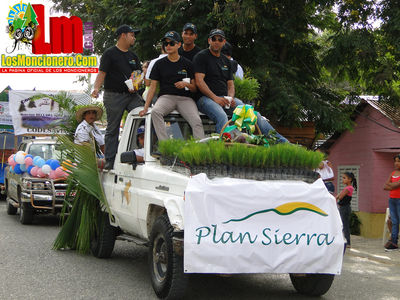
[7,200,17,215]
[290,273,334,296]
[90,213,116,258]
[19,202,34,225]
[149,214,187,300]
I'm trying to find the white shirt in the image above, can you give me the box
[230,57,244,79]
[134,148,144,158]
[145,54,168,80]
[315,160,334,180]
[74,120,105,146]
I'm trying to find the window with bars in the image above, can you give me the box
[337,165,359,211]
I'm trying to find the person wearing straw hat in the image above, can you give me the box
[74,105,105,154]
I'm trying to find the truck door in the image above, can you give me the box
[112,117,146,235]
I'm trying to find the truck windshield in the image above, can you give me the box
[28,144,64,160]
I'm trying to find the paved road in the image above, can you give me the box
[1,201,399,300]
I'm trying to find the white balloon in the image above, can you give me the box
[41,164,52,175]
[15,151,26,164]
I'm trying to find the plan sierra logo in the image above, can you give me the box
[223,202,328,224]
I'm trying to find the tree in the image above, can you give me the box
[50,0,400,135]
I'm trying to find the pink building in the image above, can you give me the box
[322,98,400,238]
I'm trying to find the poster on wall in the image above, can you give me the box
[9,90,90,135]
[0,101,14,132]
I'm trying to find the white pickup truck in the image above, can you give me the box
[5,139,68,224]
[93,108,340,299]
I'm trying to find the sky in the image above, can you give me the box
[0,0,93,92]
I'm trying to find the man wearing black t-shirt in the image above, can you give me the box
[193,29,287,142]
[178,23,201,61]
[91,25,144,169]
[139,31,204,141]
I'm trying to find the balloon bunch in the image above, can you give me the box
[8,151,69,180]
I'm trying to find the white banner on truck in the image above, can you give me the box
[9,90,90,135]
[184,175,344,274]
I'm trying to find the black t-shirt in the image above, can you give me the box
[150,56,194,98]
[338,195,352,206]
[193,49,233,97]
[178,45,201,61]
[230,59,238,74]
[99,46,141,93]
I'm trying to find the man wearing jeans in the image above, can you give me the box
[91,25,144,169]
[193,29,288,142]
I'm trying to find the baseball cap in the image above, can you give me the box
[162,31,182,43]
[137,125,145,135]
[209,29,225,39]
[115,25,141,37]
[182,23,197,34]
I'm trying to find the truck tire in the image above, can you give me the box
[90,213,116,258]
[7,200,17,215]
[19,202,34,225]
[290,273,334,296]
[149,214,187,300]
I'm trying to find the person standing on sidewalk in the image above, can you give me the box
[316,158,335,194]
[383,154,400,251]
[139,31,204,141]
[91,25,144,170]
[336,172,357,248]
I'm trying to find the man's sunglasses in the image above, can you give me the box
[163,41,177,47]
[211,36,224,42]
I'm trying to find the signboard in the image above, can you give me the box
[0,101,13,130]
[9,90,90,135]
[184,175,344,274]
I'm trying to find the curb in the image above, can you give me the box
[347,247,400,265]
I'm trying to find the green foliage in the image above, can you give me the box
[234,77,260,101]
[53,135,110,253]
[159,139,323,169]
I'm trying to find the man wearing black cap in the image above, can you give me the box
[178,23,201,61]
[193,29,288,143]
[139,31,204,141]
[221,41,244,79]
[91,24,144,170]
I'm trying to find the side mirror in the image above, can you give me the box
[120,151,137,170]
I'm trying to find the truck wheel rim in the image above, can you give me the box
[153,233,168,282]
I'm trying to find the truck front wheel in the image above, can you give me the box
[290,273,334,296]
[19,202,34,224]
[90,213,116,258]
[149,214,187,300]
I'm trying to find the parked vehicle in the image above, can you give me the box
[5,138,68,224]
[92,108,341,299]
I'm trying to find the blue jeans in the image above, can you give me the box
[324,181,335,194]
[196,96,288,143]
[389,198,400,244]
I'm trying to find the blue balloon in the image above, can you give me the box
[27,165,34,175]
[20,164,27,172]
[14,164,22,174]
[45,159,52,165]
[25,154,33,159]
[50,160,60,170]
[37,159,45,168]
[33,156,41,166]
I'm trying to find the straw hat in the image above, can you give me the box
[75,105,103,123]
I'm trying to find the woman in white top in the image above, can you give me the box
[74,105,105,155]
[316,160,335,194]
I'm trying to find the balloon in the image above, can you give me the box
[42,164,51,175]
[33,156,41,166]
[20,164,27,172]
[27,166,34,175]
[49,170,57,180]
[9,166,14,173]
[37,168,46,178]
[30,166,39,177]
[37,158,45,168]
[14,164,22,174]
[45,159,53,165]
[15,151,26,164]
[50,160,61,170]
[61,160,73,170]
[8,155,14,165]
[25,154,33,159]
[24,156,33,166]
[9,159,17,168]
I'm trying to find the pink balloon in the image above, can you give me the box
[24,157,33,166]
[30,166,39,177]
[37,169,46,178]
[49,170,57,179]
[9,159,17,167]
[8,155,14,165]
[55,167,64,178]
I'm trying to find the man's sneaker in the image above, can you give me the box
[104,160,114,170]
[384,241,398,251]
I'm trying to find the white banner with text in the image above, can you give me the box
[184,175,344,274]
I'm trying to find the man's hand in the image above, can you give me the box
[139,108,148,117]
[91,89,99,98]
[214,96,230,107]
[174,81,187,89]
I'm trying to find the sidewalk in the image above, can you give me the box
[348,234,400,265]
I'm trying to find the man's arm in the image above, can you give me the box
[91,71,106,98]
[139,80,158,117]
[195,73,229,107]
